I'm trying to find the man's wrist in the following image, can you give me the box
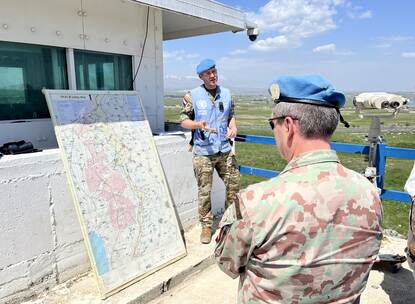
[196,121,204,129]
[406,247,415,261]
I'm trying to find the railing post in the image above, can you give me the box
[376,143,387,190]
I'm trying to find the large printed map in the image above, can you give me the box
[43,90,186,297]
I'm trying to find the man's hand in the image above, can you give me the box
[197,120,216,133]
[227,126,237,139]
[197,120,207,129]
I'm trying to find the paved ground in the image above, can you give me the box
[150,236,415,304]
[23,229,415,304]
[149,262,415,304]
[23,226,217,304]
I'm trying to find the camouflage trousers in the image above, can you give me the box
[193,152,240,228]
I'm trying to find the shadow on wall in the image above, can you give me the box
[380,267,415,303]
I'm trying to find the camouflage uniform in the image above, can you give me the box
[405,162,415,275]
[181,90,240,228]
[215,150,383,303]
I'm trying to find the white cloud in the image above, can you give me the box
[165,74,181,80]
[402,52,415,58]
[346,5,373,20]
[186,53,200,59]
[248,0,343,37]
[244,0,369,53]
[379,36,413,43]
[184,75,199,80]
[372,36,413,49]
[336,50,354,56]
[312,43,353,55]
[250,35,297,52]
[313,43,336,53]
[230,49,248,55]
[163,50,200,61]
[374,43,391,49]
[228,1,372,54]
[165,74,199,80]
[359,10,372,19]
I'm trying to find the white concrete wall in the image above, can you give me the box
[0,135,226,303]
[0,0,165,148]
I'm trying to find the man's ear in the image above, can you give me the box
[285,117,297,141]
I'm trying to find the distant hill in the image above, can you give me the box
[164,86,268,96]
[164,90,414,108]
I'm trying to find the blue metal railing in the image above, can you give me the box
[235,134,415,204]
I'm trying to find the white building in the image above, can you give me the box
[0,1,256,302]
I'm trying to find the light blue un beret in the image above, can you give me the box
[196,58,216,75]
[269,75,346,109]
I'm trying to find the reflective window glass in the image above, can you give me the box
[0,42,68,120]
[74,50,132,91]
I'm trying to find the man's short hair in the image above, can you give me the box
[273,102,339,139]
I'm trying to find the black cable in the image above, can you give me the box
[130,6,150,90]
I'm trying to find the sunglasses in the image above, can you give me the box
[268,116,298,130]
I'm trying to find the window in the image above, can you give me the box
[74,50,132,90]
[0,42,68,120]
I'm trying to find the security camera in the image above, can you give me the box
[247,27,259,42]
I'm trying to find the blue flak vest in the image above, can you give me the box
[191,85,232,156]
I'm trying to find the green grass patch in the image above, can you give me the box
[164,95,415,234]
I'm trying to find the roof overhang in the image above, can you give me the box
[129,0,254,40]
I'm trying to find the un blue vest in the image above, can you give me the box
[191,85,232,156]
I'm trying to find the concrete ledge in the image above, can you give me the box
[22,226,217,304]
[0,136,228,303]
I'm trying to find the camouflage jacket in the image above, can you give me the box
[215,150,382,304]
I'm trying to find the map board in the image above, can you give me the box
[43,90,186,298]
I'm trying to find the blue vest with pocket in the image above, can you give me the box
[191,85,232,156]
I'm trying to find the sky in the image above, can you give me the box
[163,0,415,93]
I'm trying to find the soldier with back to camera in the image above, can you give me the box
[215,75,383,304]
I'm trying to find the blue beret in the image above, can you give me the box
[269,75,346,108]
[196,58,216,75]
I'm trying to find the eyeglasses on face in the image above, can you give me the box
[268,116,298,130]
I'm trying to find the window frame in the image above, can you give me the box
[0,42,138,149]
[0,41,69,121]
[73,49,133,91]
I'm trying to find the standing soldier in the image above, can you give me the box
[405,162,415,278]
[215,75,383,303]
[180,58,240,244]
